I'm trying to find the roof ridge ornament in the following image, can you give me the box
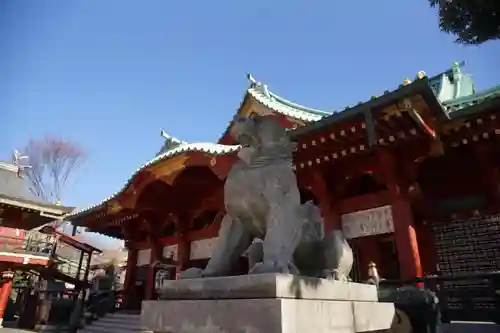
[246,73,257,87]
[452,61,462,75]
[160,130,186,144]
[11,149,32,174]
[452,61,463,83]
[246,72,270,98]
[157,131,186,156]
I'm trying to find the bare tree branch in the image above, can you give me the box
[22,136,87,228]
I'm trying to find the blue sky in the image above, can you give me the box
[1,1,499,248]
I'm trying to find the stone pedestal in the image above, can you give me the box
[141,274,395,333]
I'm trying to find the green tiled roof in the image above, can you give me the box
[444,85,500,114]
[216,73,331,143]
[245,73,331,122]
[427,61,479,104]
[292,76,442,137]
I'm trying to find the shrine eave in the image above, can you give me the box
[67,143,240,220]
[445,85,500,119]
[247,88,330,122]
[0,194,74,216]
[246,73,331,120]
[291,77,444,138]
[0,193,75,229]
[217,74,332,143]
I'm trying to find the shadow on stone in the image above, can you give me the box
[289,274,322,299]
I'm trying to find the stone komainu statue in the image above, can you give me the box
[181,115,353,280]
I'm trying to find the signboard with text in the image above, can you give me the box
[341,205,394,239]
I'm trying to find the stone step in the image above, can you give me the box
[90,319,143,330]
[78,325,145,333]
[78,328,134,333]
[94,313,139,321]
[77,327,153,333]
[96,316,141,324]
[37,324,71,333]
[78,313,143,333]
[106,312,141,319]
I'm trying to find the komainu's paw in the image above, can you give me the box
[249,261,300,275]
[248,262,273,274]
[179,267,204,279]
[324,269,348,282]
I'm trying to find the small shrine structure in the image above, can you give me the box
[0,160,101,327]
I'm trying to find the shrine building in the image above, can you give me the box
[0,160,100,328]
[68,62,500,309]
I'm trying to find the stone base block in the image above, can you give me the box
[142,298,395,333]
[157,273,378,301]
[143,274,395,333]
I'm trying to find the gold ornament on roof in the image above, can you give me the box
[417,71,426,79]
[403,78,412,86]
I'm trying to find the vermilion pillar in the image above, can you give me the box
[0,278,13,327]
[308,170,341,230]
[391,197,422,278]
[378,149,422,279]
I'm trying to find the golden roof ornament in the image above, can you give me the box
[415,71,427,80]
[403,78,412,86]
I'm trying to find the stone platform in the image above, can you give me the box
[141,274,396,333]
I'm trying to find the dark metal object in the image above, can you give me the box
[379,286,442,333]
[379,271,500,325]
